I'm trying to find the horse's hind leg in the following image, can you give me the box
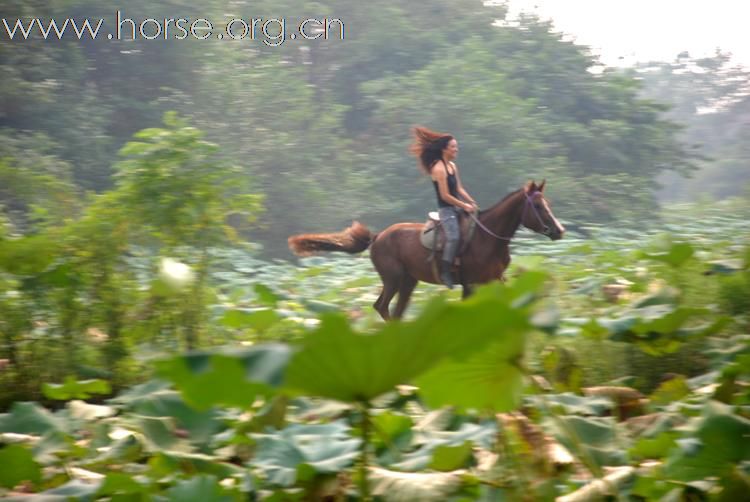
[373,279,399,321]
[393,276,418,319]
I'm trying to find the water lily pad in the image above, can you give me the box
[251,421,361,487]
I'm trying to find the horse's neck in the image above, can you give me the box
[479,191,524,243]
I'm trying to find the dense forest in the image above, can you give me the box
[3,0,749,251]
[1,0,749,500]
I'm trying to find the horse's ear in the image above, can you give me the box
[525,180,537,194]
[538,179,546,192]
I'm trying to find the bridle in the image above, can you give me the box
[468,192,552,241]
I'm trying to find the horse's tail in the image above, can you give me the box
[288,221,377,256]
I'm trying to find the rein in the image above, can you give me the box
[469,211,511,241]
[469,193,551,241]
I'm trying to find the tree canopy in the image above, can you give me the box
[1,0,745,252]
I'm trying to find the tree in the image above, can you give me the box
[0,132,78,231]
[633,52,750,201]
[115,111,263,347]
[358,15,698,224]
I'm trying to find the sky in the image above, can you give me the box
[504,0,750,67]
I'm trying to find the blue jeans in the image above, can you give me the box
[438,206,460,263]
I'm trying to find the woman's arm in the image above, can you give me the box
[433,162,473,211]
[452,163,478,207]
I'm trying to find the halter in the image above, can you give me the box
[469,192,551,241]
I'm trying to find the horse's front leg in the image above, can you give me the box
[461,284,474,299]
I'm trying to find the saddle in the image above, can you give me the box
[419,210,477,261]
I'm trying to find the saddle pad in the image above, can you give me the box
[419,219,441,250]
[419,213,477,252]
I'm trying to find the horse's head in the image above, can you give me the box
[520,180,565,240]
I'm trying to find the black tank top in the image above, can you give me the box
[432,162,459,208]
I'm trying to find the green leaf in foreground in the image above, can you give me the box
[666,400,750,481]
[0,445,41,489]
[284,277,542,403]
[415,331,526,412]
[156,344,292,410]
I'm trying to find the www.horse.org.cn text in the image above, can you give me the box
[1,11,345,46]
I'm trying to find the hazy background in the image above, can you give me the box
[2,0,749,255]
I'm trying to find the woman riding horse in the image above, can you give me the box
[410,126,478,289]
[288,141,565,320]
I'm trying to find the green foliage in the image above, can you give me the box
[718,246,750,318]
[96,473,149,499]
[527,393,614,416]
[0,234,746,500]
[156,345,292,410]
[0,402,66,435]
[392,422,496,472]
[665,401,750,481]
[547,415,628,467]
[649,376,690,405]
[0,444,41,489]
[629,432,679,461]
[0,98,747,501]
[0,234,58,275]
[166,475,236,502]
[640,242,695,268]
[0,133,78,231]
[221,308,281,332]
[251,422,361,487]
[414,333,526,412]
[42,377,111,401]
[3,4,747,501]
[1,0,709,252]
[635,53,750,202]
[284,277,542,405]
[428,441,474,472]
[115,111,262,249]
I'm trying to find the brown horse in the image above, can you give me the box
[288,181,565,320]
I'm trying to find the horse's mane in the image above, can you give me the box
[478,188,523,217]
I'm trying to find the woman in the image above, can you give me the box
[410,126,478,289]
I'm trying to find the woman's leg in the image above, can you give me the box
[438,206,460,288]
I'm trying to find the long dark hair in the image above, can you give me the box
[409,126,453,174]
